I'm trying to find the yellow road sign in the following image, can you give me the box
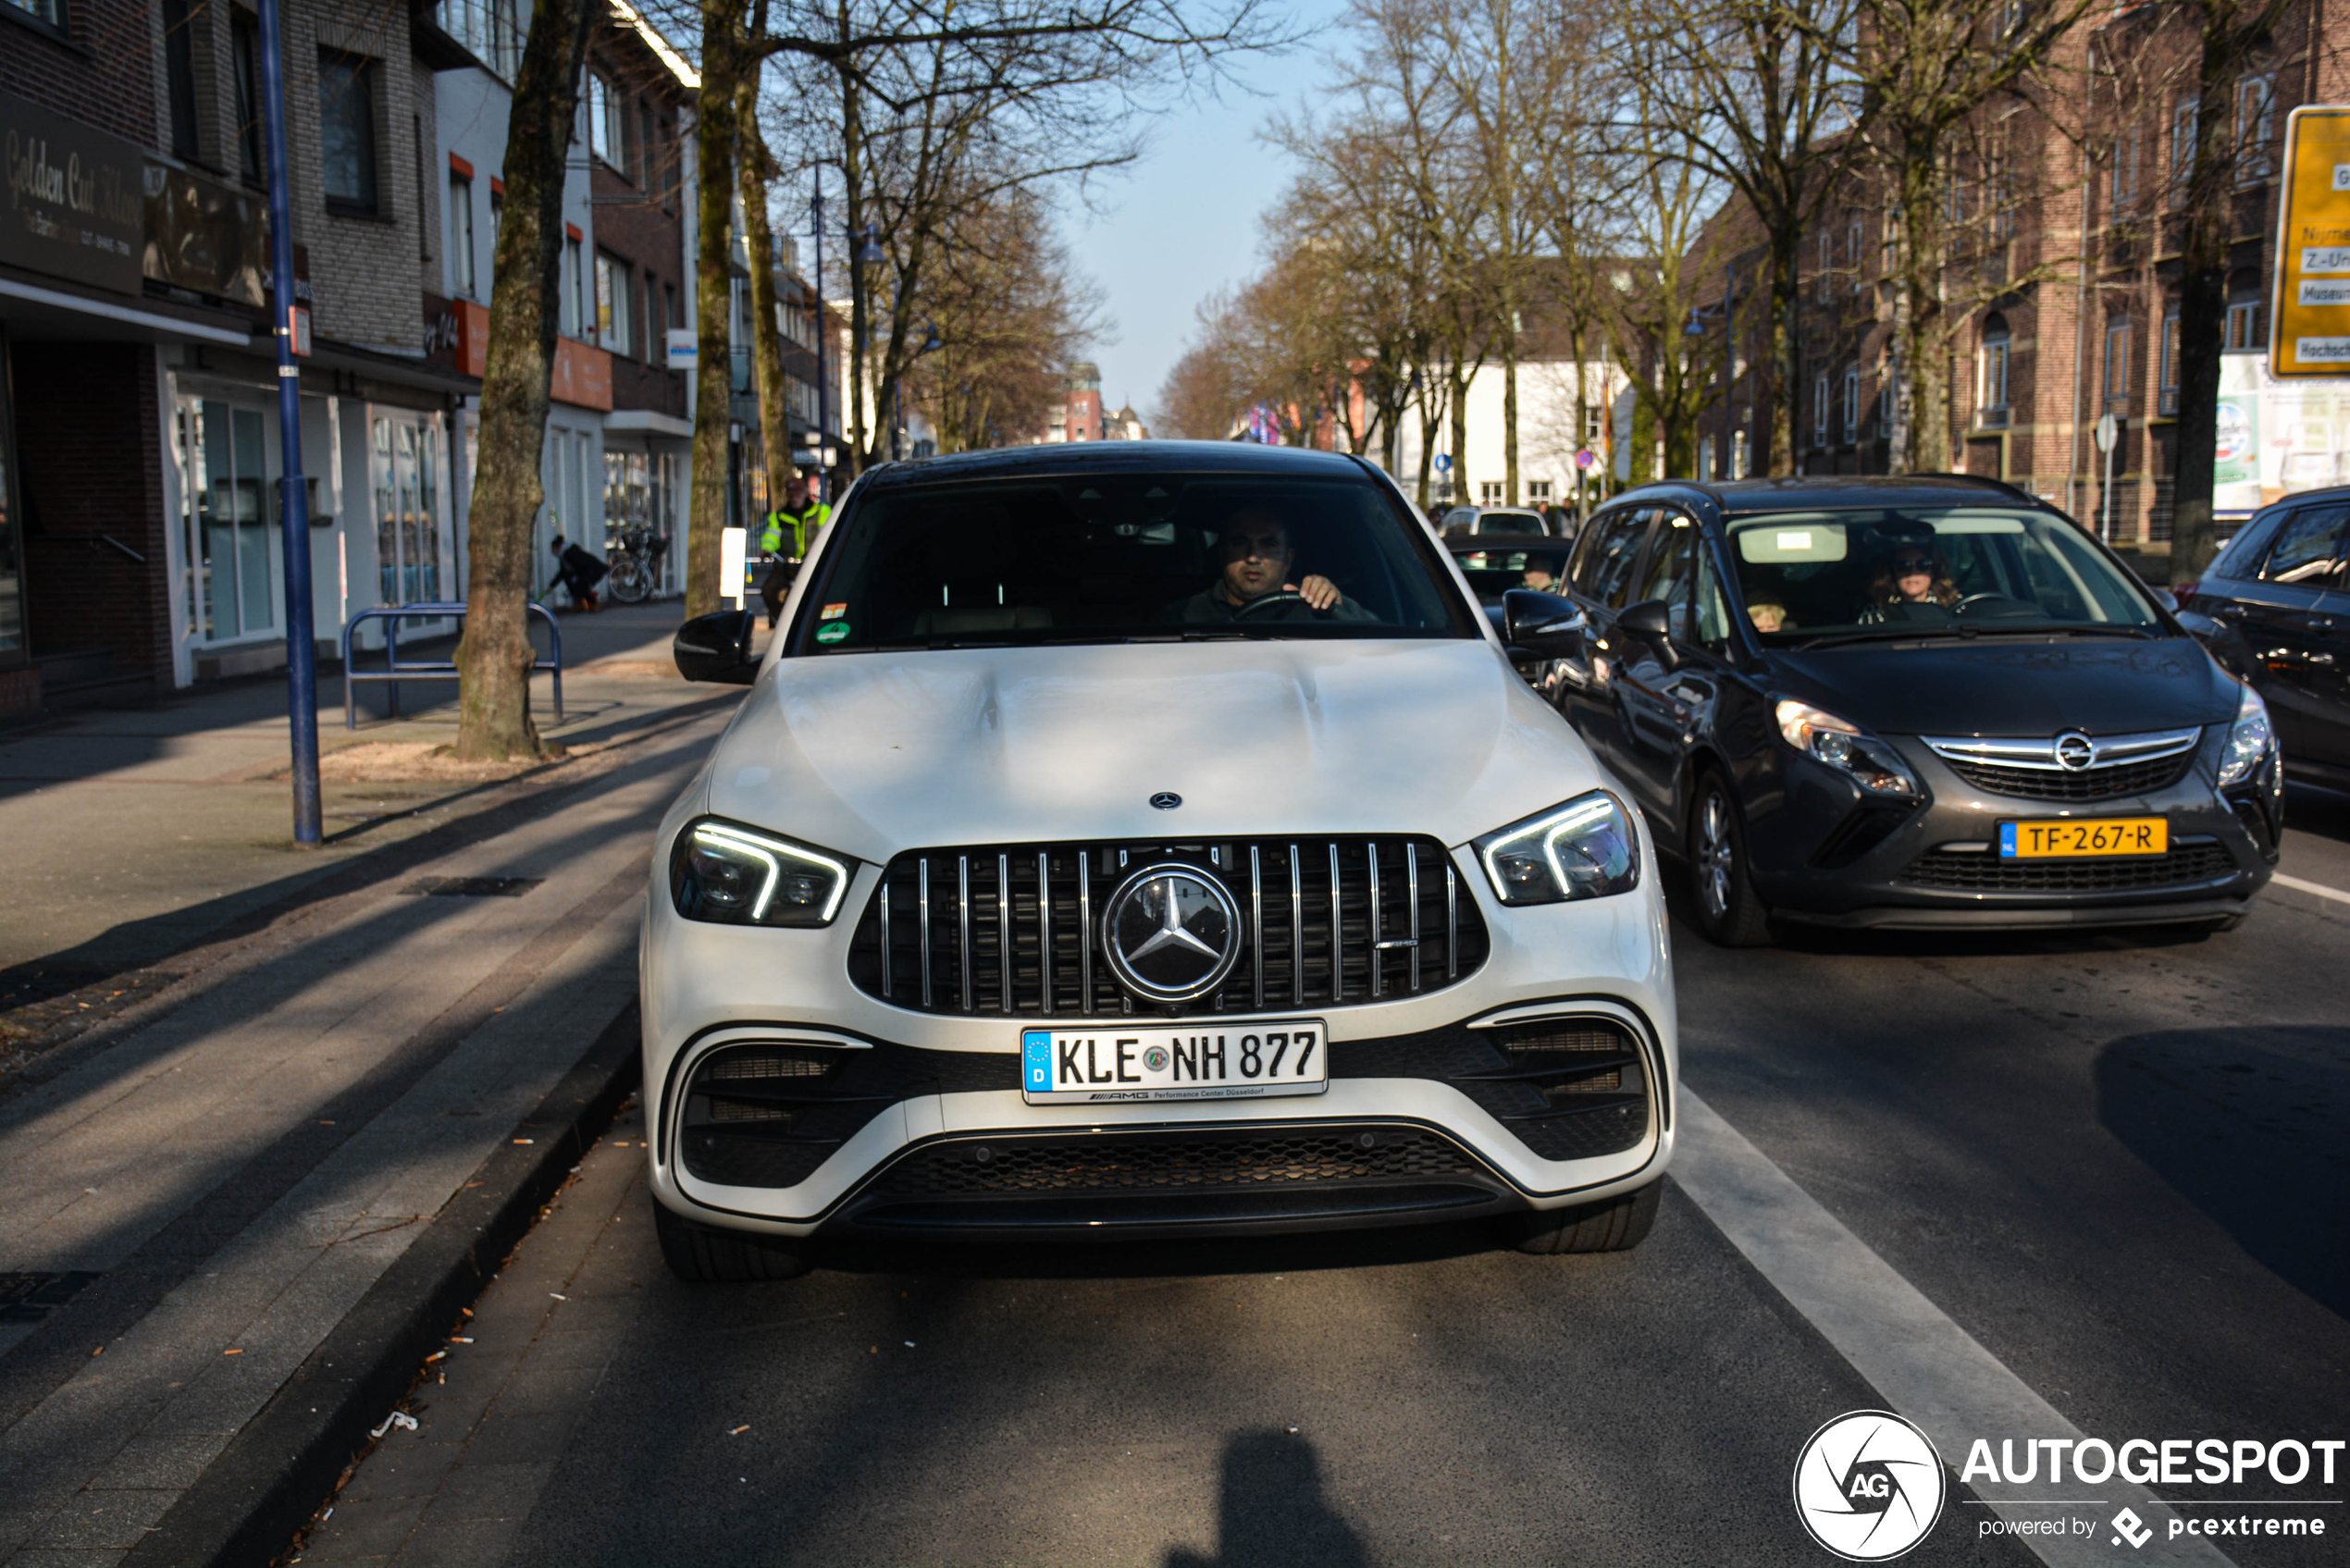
[2273,105,2350,377]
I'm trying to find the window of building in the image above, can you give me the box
[2225,282,2265,351]
[1879,351,1896,424]
[234,14,264,184]
[318,55,379,216]
[1528,479,1552,502]
[664,280,679,330]
[1479,480,1504,503]
[2105,319,2133,412]
[2159,304,2181,415]
[162,0,203,160]
[1843,364,1861,441]
[2171,99,2197,203]
[449,172,476,299]
[1979,315,2011,419]
[1732,428,1750,479]
[5,0,67,31]
[443,0,524,77]
[1817,227,1834,302]
[1582,408,1605,445]
[2110,130,2139,207]
[595,252,633,355]
[2235,72,2275,183]
[588,75,621,167]
[638,101,657,188]
[1699,435,1714,482]
[1812,374,1829,446]
[1848,217,1864,298]
[563,235,584,337]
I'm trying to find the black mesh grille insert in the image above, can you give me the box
[1942,751,2195,801]
[1898,841,2237,892]
[870,1126,1487,1198]
[847,837,1490,1017]
[677,1040,1016,1190]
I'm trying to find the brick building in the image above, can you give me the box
[1688,3,2350,567]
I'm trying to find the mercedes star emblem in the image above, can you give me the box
[1150,791,1182,809]
[2054,732,2096,772]
[1101,863,1241,1003]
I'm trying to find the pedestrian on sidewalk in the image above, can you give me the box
[759,469,831,628]
[547,534,610,613]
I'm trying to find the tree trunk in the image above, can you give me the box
[1502,302,1519,504]
[737,94,793,525]
[1894,142,1949,474]
[836,48,871,475]
[451,0,594,761]
[1415,374,1441,507]
[1448,364,1471,506]
[2170,39,2244,579]
[686,2,740,618]
[1767,228,1798,475]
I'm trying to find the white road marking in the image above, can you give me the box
[1673,1089,2237,1568]
[2270,871,2350,907]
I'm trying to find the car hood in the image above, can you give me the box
[702,639,1598,861]
[1767,636,2239,735]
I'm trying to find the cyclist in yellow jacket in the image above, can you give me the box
[759,470,830,627]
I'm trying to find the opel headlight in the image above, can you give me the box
[1474,790,1640,906]
[670,817,853,927]
[1774,699,1919,796]
[2216,683,2274,789]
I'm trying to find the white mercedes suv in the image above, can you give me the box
[646,442,1676,1279]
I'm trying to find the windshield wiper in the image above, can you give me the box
[1792,628,1968,650]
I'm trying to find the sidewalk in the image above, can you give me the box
[0,603,732,1081]
[0,603,741,1566]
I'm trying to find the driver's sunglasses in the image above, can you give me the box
[1893,557,1935,573]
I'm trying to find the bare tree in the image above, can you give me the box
[451,0,599,759]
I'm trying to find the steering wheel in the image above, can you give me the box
[1953,592,2037,617]
[1232,590,1311,619]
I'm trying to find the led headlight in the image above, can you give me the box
[1473,790,1640,906]
[1774,699,1919,796]
[2216,682,2274,788]
[670,817,853,927]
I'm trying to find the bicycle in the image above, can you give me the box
[603,525,671,604]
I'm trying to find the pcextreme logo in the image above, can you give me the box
[1793,1411,1948,1562]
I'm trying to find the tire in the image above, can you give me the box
[606,559,651,604]
[652,1197,810,1282]
[1688,772,1774,947]
[1514,1179,1662,1254]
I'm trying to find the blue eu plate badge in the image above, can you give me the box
[1022,1031,1053,1091]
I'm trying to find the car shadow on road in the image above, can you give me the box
[1164,1429,1373,1568]
[2095,1025,2350,1319]
[2283,779,2350,846]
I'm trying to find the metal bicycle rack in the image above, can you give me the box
[340,602,563,730]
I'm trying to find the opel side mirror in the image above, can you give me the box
[674,610,760,685]
[1616,598,1678,670]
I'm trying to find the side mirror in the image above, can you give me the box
[1502,588,1588,661]
[674,609,760,685]
[1616,598,1678,669]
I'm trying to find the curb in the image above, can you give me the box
[118,1002,645,1568]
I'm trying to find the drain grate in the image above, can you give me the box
[402,877,543,897]
[0,1271,100,1322]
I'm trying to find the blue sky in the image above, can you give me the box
[1072,2,1346,422]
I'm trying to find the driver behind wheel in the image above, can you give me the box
[1857,543,1959,622]
[1162,508,1372,623]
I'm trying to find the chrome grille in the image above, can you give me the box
[1923,728,2201,802]
[847,837,1490,1016]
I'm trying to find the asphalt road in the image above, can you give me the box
[296,784,2350,1568]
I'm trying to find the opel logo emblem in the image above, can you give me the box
[1101,863,1241,1004]
[2054,731,2096,772]
[1149,791,1182,810]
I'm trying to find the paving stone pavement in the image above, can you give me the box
[0,686,731,1566]
[294,1107,656,1567]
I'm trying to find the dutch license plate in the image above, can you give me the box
[1020,1020,1330,1105]
[1998,818,2169,858]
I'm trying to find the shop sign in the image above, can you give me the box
[1,90,144,295]
[2215,351,2350,510]
[142,160,266,305]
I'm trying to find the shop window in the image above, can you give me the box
[174,399,278,643]
[318,54,380,216]
[373,415,444,605]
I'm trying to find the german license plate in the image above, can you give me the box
[1998,818,2169,858]
[1020,1020,1330,1105]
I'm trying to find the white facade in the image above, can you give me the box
[1386,356,1625,514]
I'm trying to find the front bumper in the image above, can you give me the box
[1743,729,2280,929]
[639,842,1677,1241]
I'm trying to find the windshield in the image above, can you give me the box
[791,472,1479,650]
[1453,547,1569,599]
[1723,507,2164,644]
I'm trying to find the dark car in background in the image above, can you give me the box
[1513,475,2282,944]
[1443,505,1564,539]
[1449,532,1577,699]
[2176,487,2350,788]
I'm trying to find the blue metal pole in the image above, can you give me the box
[256,0,321,846]
[812,181,826,504]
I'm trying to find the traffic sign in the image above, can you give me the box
[2094,413,2118,452]
[1574,449,1600,471]
[1433,452,1453,472]
[2270,105,2350,377]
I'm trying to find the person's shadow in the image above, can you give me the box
[1167,1429,1372,1568]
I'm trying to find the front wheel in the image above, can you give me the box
[1513,1179,1661,1253]
[607,558,651,604]
[1688,773,1773,946]
[652,1198,810,1282]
